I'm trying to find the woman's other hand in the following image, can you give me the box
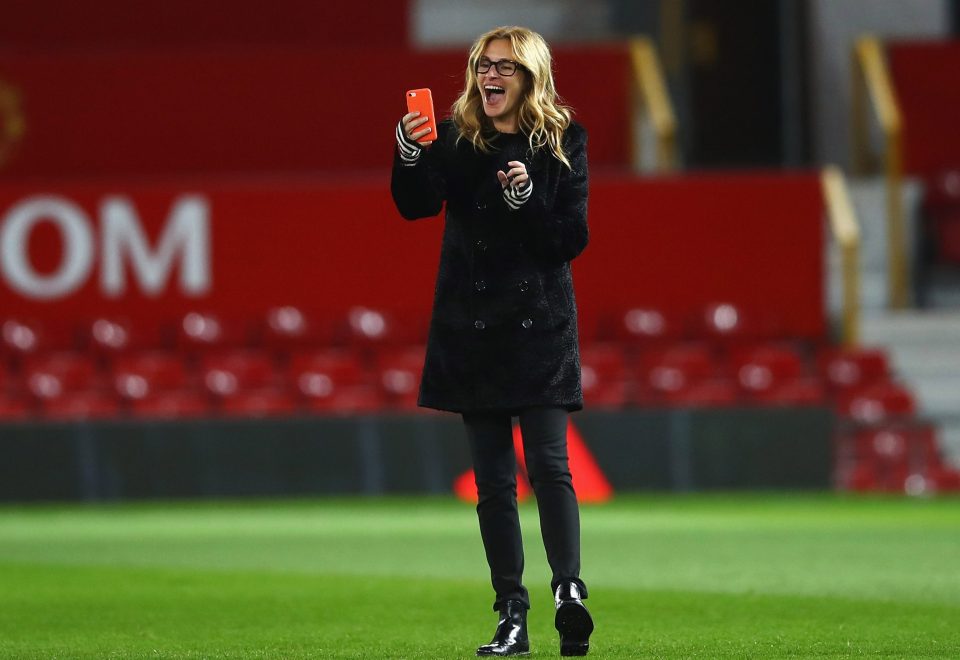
[497,161,529,189]
[500,160,533,210]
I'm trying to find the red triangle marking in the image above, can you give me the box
[454,418,613,503]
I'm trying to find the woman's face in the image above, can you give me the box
[477,38,527,132]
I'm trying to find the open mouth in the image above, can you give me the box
[484,85,506,104]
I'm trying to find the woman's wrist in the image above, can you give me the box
[396,120,422,166]
[503,179,533,210]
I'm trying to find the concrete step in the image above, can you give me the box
[878,347,960,376]
[861,310,960,344]
[908,379,960,416]
[936,422,960,468]
[858,311,960,453]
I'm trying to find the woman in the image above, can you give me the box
[391,26,593,657]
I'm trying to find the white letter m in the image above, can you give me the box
[101,195,211,297]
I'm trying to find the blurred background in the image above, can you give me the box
[2,0,960,501]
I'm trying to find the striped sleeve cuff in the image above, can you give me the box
[503,179,533,210]
[396,120,422,166]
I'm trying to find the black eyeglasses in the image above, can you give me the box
[476,58,521,77]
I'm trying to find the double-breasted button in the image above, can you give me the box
[518,280,529,292]
[521,318,533,329]
[476,239,487,251]
[475,280,487,292]
[475,320,486,330]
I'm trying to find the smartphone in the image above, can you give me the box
[405,88,437,144]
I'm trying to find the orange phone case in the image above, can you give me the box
[405,88,437,144]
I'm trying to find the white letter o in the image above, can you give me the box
[1,196,94,300]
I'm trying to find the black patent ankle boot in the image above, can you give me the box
[554,582,594,656]
[476,599,530,657]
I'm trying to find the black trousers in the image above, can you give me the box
[462,406,588,611]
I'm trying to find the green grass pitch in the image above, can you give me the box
[0,494,958,658]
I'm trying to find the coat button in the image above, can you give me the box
[476,201,487,210]
[518,280,529,292]
[475,320,486,330]
[475,280,487,292]
[521,318,533,329]
[476,239,487,251]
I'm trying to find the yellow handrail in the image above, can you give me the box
[0,78,26,169]
[851,35,907,309]
[821,166,862,346]
[629,37,677,173]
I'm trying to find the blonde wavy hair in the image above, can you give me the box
[451,26,573,168]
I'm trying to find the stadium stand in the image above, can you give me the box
[1,9,957,496]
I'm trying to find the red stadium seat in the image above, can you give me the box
[731,344,811,403]
[130,390,211,419]
[375,346,426,410]
[1,319,41,356]
[841,462,881,492]
[927,466,960,492]
[663,377,740,407]
[580,343,629,408]
[176,312,251,352]
[288,348,368,391]
[733,345,802,386]
[199,351,278,398]
[611,307,684,345]
[289,348,382,413]
[42,390,120,420]
[2,319,76,357]
[635,343,717,404]
[82,318,167,355]
[340,306,428,347]
[834,423,946,493]
[834,446,905,493]
[301,385,384,415]
[816,347,890,393]
[344,306,393,345]
[220,388,298,418]
[22,352,101,401]
[698,302,759,344]
[0,360,10,394]
[854,427,910,466]
[261,306,336,353]
[837,382,916,422]
[0,395,32,420]
[757,377,826,406]
[111,351,191,401]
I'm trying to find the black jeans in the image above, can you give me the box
[462,406,588,611]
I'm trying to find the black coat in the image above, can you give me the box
[391,119,589,414]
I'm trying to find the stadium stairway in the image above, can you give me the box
[861,310,960,467]
[834,175,960,471]
[828,177,923,312]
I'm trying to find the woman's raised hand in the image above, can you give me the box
[499,160,533,210]
[402,112,433,143]
[497,161,529,189]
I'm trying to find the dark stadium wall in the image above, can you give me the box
[0,408,834,501]
[0,173,826,340]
